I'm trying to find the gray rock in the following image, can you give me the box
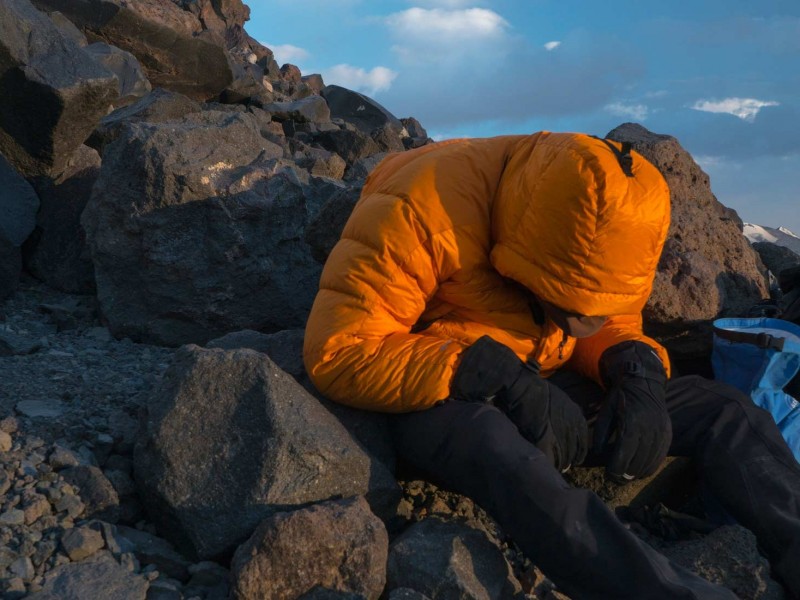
[15,399,65,418]
[0,329,42,356]
[0,430,11,452]
[82,111,326,346]
[49,446,83,470]
[0,509,25,525]
[389,589,433,600]
[262,96,331,124]
[87,88,202,153]
[31,0,233,101]
[48,11,87,46]
[387,519,523,600]
[9,556,34,580]
[0,0,118,178]
[84,42,151,106]
[115,526,191,582]
[752,241,800,281]
[60,465,120,522]
[607,123,769,360]
[315,128,382,168]
[304,185,363,264]
[23,145,100,294]
[231,497,388,600]
[322,85,403,135]
[134,345,400,560]
[61,526,105,561]
[206,328,396,471]
[0,154,39,299]
[28,551,149,600]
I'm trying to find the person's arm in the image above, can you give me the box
[303,193,466,413]
[567,313,671,383]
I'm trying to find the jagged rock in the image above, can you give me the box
[262,96,331,124]
[305,185,363,264]
[302,74,326,95]
[344,152,388,183]
[87,88,202,152]
[607,123,769,359]
[28,551,149,599]
[61,465,120,522]
[48,11,87,46]
[400,117,428,140]
[389,589,433,600]
[82,110,326,346]
[83,43,152,106]
[22,145,100,294]
[752,241,800,280]
[206,328,396,471]
[657,526,785,600]
[61,526,105,561]
[280,63,302,83]
[371,123,406,154]
[133,345,400,560]
[115,526,191,582]
[315,128,383,170]
[0,0,117,177]
[230,497,388,600]
[0,154,39,299]
[322,85,403,135]
[31,0,233,100]
[387,518,524,600]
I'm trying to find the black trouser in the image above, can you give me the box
[390,375,800,600]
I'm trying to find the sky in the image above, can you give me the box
[247,0,800,235]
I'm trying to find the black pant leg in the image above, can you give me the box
[666,375,800,598]
[390,400,737,600]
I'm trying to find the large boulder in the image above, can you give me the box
[83,42,152,106]
[133,345,400,560]
[322,85,403,135]
[607,123,769,359]
[304,185,363,264]
[230,497,388,600]
[0,0,118,178]
[0,154,40,299]
[752,241,800,280]
[82,110,328,346]
[30,0,233,100]
[23,145,100,294]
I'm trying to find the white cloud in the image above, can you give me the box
[322,64,398,96]
[544,41,561,51]
[604,102,649,121]
[690,97,779,122]
[386,8,509,41]
[408,0,483,6]
[263,43,310,65]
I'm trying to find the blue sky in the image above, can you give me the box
[248,0,800,235]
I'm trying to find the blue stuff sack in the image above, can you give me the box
[712,317,800,462]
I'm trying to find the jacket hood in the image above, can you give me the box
[490,132,671,317]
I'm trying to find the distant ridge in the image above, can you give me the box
[744,223,800,256]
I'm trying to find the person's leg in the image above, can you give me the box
[666,375,800,598]
[391,400,737,600]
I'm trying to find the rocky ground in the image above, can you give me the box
[0,275,790,600]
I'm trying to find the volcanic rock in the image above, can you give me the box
[305,185,363,264]
[322,85,403,135]
[133,345,400,560]
[752,241,800,280]
[83,43,152,106]
[0,0,118,178]
[230,497,388,600]
[0,154,39,299]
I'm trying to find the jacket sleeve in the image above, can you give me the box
[303,192,466,413]
[566,313,671,384]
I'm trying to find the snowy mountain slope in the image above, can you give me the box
[744,223,800,255]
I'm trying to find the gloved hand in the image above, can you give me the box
[451,335,588,472]
[593,340,672,482]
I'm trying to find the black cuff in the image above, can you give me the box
[450,336,523,402]
[599,340,667,388]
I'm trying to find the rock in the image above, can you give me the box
[344,153,388,183]
[205,328,396,470]
[304,185,363,264]
[322,85,403,135]
[371,123,406,154]
[262,96,331,124]
[0,154,40,299]
[0,416,20,433]
[387,518,523,600]
[28,551,149,600]
[0,509,25,525]
[658,525,785,600]
[0,329,42,356]
[82,111,326,346]
[302,74,326,95]
[61,526,105,561]
[0,430,11,452]
[83,42,152,106]
[49,446,83,470]
[48,10,87,46]
[15,399,65,418]
[60,465,120,522]
[389,589,433,600]
[400,117,428,140]
[9,556,35,580]
[22,145,100,294]
[230,497,388,600]
[752,241,800,280]
[315,128,382,167]
[87,88,202,153]
[0,0,118,178]
[115,526,191,582]
[607,123,769,360]
[134,345,400,560]
[31,0,233,101]
[297,147,347,180]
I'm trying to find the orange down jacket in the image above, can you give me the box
[303,132,672,413]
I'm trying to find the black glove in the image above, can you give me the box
[593,340,672,482]
[451,335,588,472]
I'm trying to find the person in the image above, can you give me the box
[303,132,800,599]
